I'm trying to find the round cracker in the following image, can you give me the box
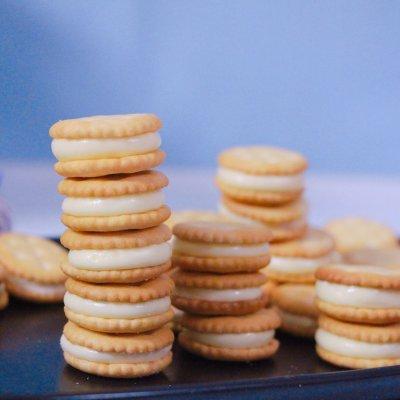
[58,171,168,197]
[61,224,171,250]
[0,233,67,284]
[218,146,307,175]
[50,114,162,139]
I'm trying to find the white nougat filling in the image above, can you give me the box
[185,329,275,348]
[61,335,171,363]
[316,280,400,309]
[316,329,400,359]
[8,276,65,296]
[68,242,171,270]
[279,309,317,330]
[268,254,336,274]
[52,132,161,161]
[64,292,171,318]
[217,167,304,191]
[62,191,165,217]
[174,286,262,302]
[172,237,269,258]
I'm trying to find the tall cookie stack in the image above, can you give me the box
[50,114,174,378]
[216,146,337,338]
[315,264,400,368]
[171,221,281,361]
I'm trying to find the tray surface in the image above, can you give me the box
[1,299,400,399]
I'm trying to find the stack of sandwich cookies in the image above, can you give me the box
[51,114,164,178]
[170,220,280,361]
[271,284,318,338]
[217,146,309,245]
[217,146,307,205]
[0,233,67,303]
[179,309,281,361]
[265,228,336,284]
[60,226,172,284]
[315,264,400,368]
[59,171,170,232]
[51,113,174,378]
[61,322,173,378]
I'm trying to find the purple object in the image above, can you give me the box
[0,196,11,232]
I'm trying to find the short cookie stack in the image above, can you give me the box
[315,264,400,368]
[217,146,308,242]
[216,146,338,338]
[50,114,174,378]
[171,221,281,361]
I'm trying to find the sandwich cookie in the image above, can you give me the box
[345,248,400,269]
[171,269,268,315]
[264,228,337,283]
[50,114,165,178]
[64,275,174,333]
[217,146,307,205]
[172,221,272,274]
[61,322,173,378]
[61,225,172,283]
[271,284,318,338]
[58,171,170,232]
[165,210,229,230]
[316,315,400,369]
[0,269,9,310]
[220,197,307,242]
[325,217,398,255]
[316,264,400,324]
[179,309,281,361]
[0,233,67,303]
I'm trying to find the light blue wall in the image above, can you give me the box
[1,0,399,173]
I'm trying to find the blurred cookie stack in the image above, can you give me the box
[216,146,337,338]
[50,114,174,378]
[171,220,281,361]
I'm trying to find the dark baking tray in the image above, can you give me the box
[1,299,400,400]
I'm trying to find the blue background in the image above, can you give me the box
[1,0,399,173]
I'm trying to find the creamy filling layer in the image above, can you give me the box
[64,292,171,318]
[316,329,400,359]
[217,167,304,192]
[174,286,262,302]
[61,335,171,363]
[172,237,269,258]
[279,309,317,330]
[68,242,171,270]
[62,191,165,217]
[219,204,306,230]
[52,132,161,161]
[268,254,336,274]
[316,280,400,309]
[8,276,65,296]
[184,329,274,348]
